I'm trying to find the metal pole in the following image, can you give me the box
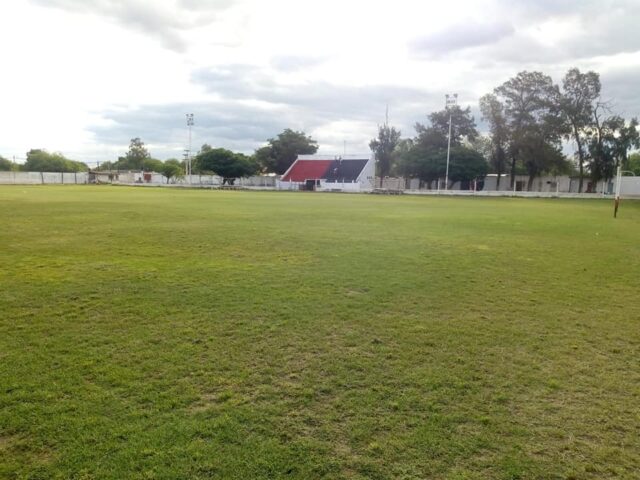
[445,109,452,191]
[614,166,622,218]
[186,113,194,184]
[444,93,457,191]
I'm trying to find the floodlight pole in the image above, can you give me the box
[444,93,457,191]
[186,113,194,184]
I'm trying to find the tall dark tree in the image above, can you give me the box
[369,123,401,187]
[397,108,486,189]
[255,129,318,174]
[0,156,13,171]
[399,146,488,189]
[610,116,640,169]
[586,103,613,185]
[479,94,509,189]
[587,109,640,184]
[559,68,601,192]
[494,71,566,190]
[426,105,478,146]
[125,137,151,170]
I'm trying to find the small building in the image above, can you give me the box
[277,154,375,192]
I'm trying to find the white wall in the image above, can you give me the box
[0,171,88,184]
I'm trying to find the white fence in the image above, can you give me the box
[377,174,640,198]
[0,171,277,188]
[0,171,89,184]
[3,171,639,198]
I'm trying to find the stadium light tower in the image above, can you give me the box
[444,93,457,190]
[186,113,194,183]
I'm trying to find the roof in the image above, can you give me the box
[282,160,333,182]
[324,159,369,183]
[282,155,371,183]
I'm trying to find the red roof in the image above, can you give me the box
[282,160,333,182]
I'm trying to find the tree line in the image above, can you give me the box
[0,129,320,182]
[3,68,638,190]
[0,150,88,173]
[372,68,639,192]
[88,130,319,184]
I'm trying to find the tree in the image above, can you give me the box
[0,156,14,171]
[195,148,258,185]
[586,103,614,185]
[447,147,489,185]
[587,109,639,185]
[255,129,318,174]
[396,102,485,189]
[369,123,401,187]
[142,158,164,172]
[627,152,640,175]
[125,137,151,170]
[479,94,509,189]
[559,68,601,192]
[398,146,443,188]
[158,159,184,183]
[610,117,640,169]
[426,105,478,146]
[494,71,566,190]
[399,146,488,189]
[23,149,87,172]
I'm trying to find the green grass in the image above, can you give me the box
[1,186,639,479]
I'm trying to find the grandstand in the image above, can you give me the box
[277,154,375,192]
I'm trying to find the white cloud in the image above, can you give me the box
[0,0,638,165]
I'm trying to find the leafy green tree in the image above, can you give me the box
[479,94,509,189]
[400,146,488,189]
[397,146,442,188]
[142,158,164,172]
[587,109,639,183]
[425,105,478,146]
[610,117,640,169]
[124,137,151,170]
[195,148,258,185]
[397,103,485,189]
[412,123,448,151]
[390,138,414,176]
[448,147,489,185]
[369,124,401,187]
[559,68,601,192]
[0,156,14,171]
[23,149,87,172]
[494,71,566,190]
[160,160,184,183]
[255,129,318,174]
[627,152,640,175]
[108,138,154,171]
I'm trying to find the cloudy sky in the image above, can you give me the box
[1,0,639,165]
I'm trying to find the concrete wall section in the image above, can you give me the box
[0,171,89,184]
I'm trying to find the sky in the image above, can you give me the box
[1,0,639,166]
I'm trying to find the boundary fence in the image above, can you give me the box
[2,171,639,198]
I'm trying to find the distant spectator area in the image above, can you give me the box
[279,155,374,192]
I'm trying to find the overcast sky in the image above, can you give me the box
[1,0,639,165]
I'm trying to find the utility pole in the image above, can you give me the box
[186,113,194,184]
[445,93,457,191]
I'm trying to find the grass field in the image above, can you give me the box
[1,186,639,479]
